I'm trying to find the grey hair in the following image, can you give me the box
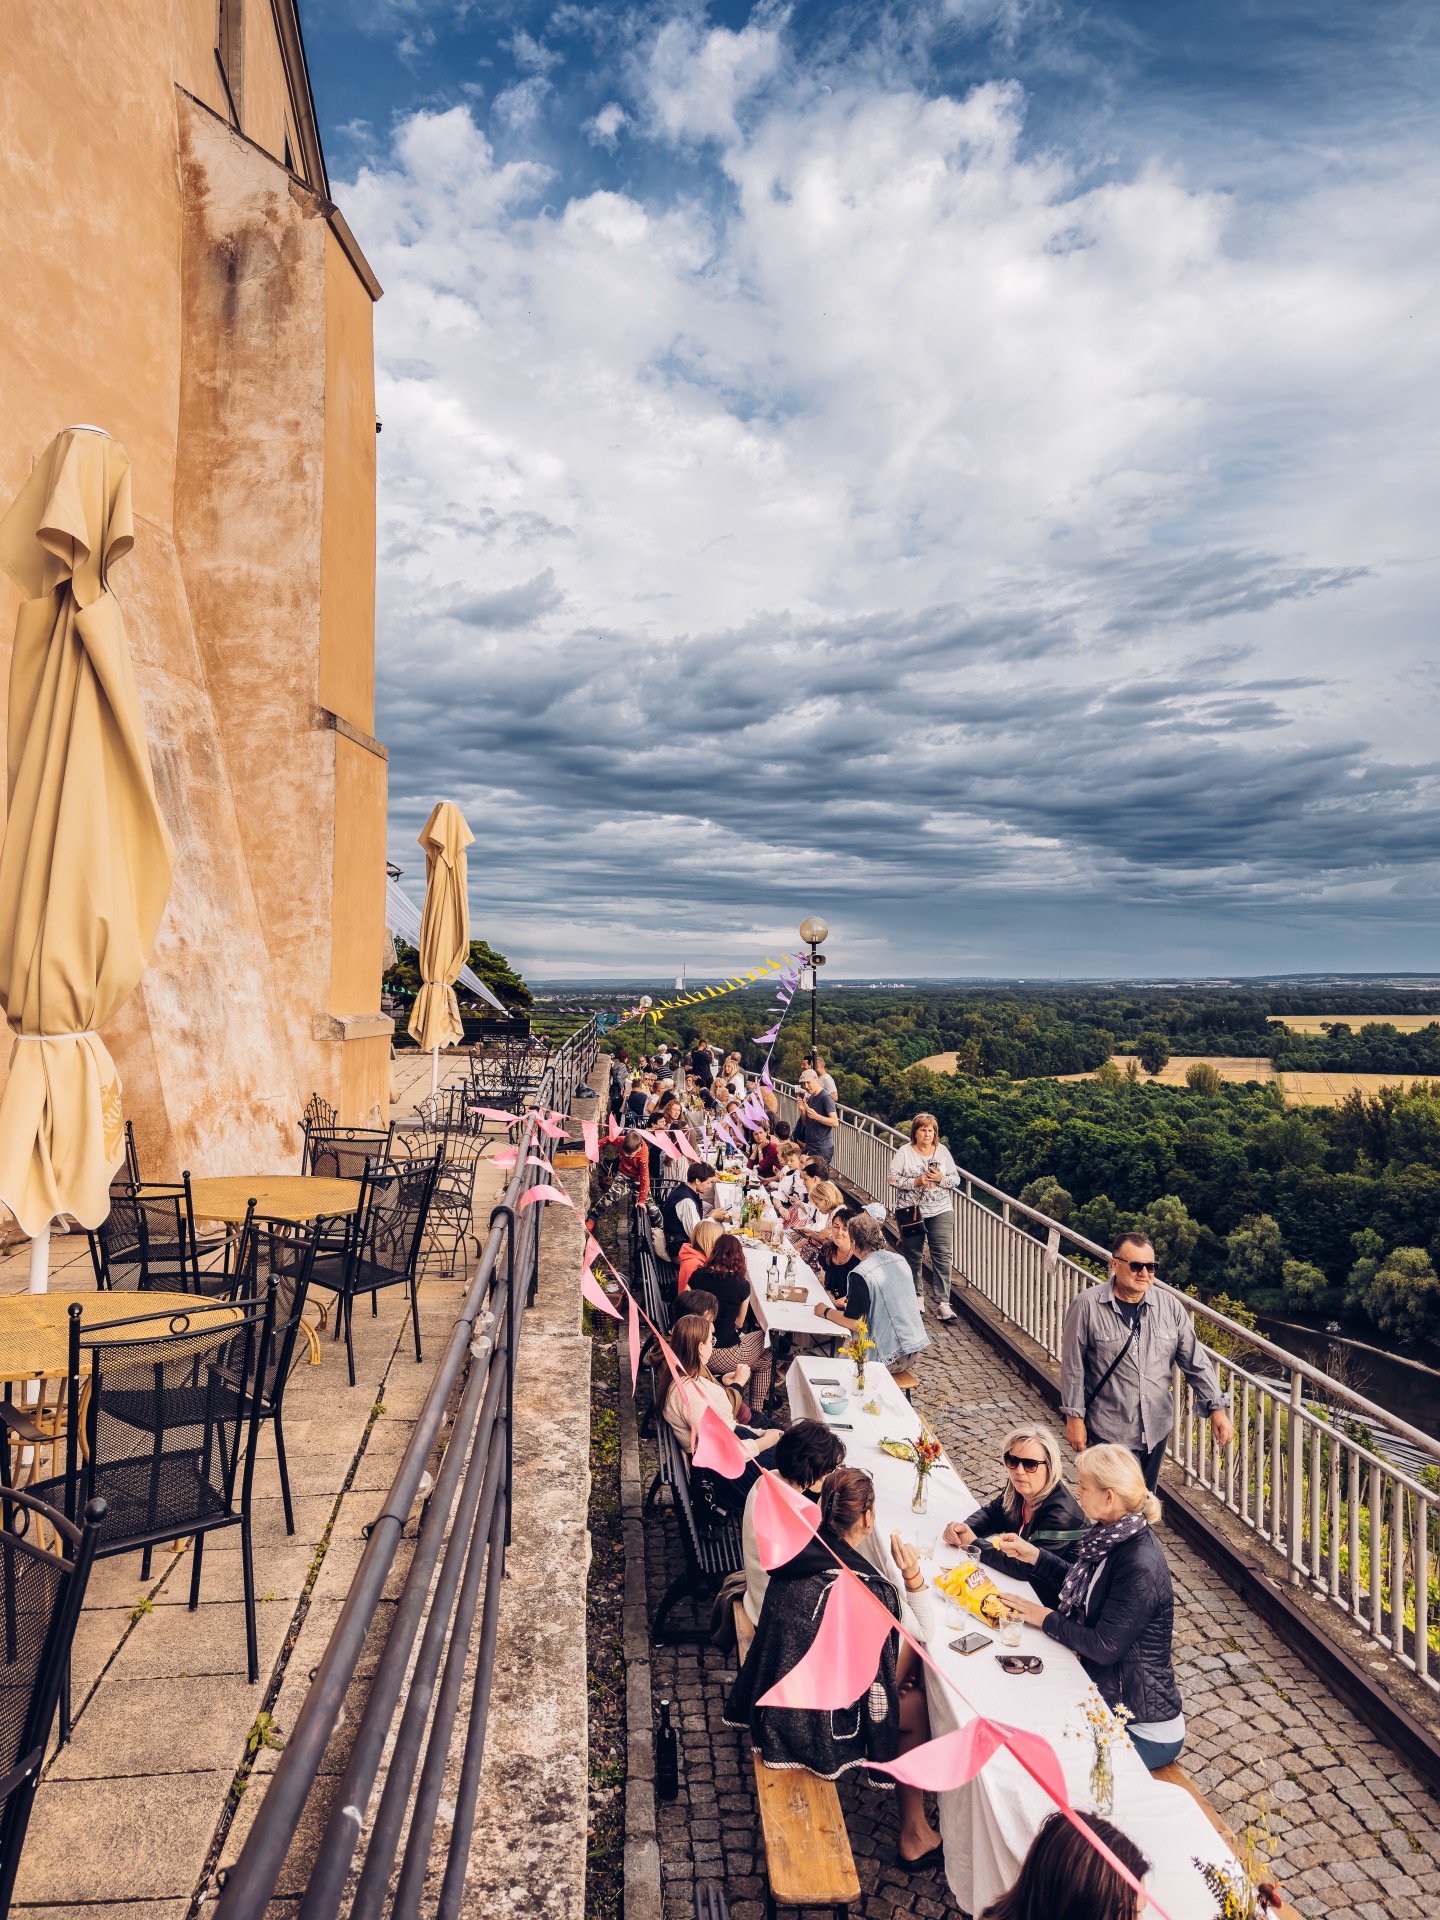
[998,1423,1063,1523]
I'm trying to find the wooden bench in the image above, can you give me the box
[649,1420,745,1642]
[1152,1764,1303,1919]
[891,1368,919,1401]
[734,1602,861,1920]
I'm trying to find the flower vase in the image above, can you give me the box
[911,1465,931,1514]
[853,1361,866,1395]
[1089,1740,1114,1818]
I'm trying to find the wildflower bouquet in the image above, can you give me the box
[838,1317,877,1390]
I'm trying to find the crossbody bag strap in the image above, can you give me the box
[1083,1317,1140,1418]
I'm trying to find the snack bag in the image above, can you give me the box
[936,1561,1008,1625]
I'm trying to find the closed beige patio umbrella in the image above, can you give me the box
[407,800,474,1099]
[0,428,175,1288]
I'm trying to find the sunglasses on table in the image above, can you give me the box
[997,1655,1044,1675]
[1002,1453,1047,1471]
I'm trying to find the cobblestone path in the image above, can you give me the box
[639,1307,1440,1920]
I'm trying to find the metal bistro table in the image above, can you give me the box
[186,1175,363,1225]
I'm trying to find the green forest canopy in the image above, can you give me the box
[384,939,534,1012]
[630,983,1440,1342]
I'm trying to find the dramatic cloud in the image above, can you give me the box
[335,4,1440,977]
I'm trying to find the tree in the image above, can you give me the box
[1072,1193,1120,1251]
[382,937,534,1011]
[1185,1061,1223,1096]
[1343,1228,1385,1315]
[1139,1194,1200,1288]
[1093,1058,1124,1087]
[1019,1175,1073,1223]
[1224,1213,1286,1297]
[1350,1246,1440,1342]
[1281,1258,1328,1309]
[1138,1034,1171,1076]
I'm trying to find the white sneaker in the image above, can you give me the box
[936,1300,956,1322]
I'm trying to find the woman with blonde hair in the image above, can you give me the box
[942,1424,1086,1600]
[678,1216,724,1292]
[995,1444,1183,1769]
[888,1112,960,1320]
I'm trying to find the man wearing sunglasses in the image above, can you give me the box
[1061,1231,1233,1492]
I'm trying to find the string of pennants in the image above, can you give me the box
[489,1146,1176,1920]
[604,951,807,1029]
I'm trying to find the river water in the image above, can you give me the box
[1254,1312,1440,1452]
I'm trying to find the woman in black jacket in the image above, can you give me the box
[724,1467,943,1867]
[942,1424,1086,1604]
[996,1443,1184,1770]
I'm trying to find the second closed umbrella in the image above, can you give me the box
[407,800,474,1098]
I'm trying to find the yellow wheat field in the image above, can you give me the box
[1269,1013,1440,1033]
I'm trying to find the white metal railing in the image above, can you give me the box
[773,1078,1440,1693]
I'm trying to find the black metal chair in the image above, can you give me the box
[303,1091,337,1132]
[87,1178,211,1292]
[18,1294,276,1684]
[0,1490,106,1918]
[307,1155,441,1386]
[226,1210,323,1535]
[301,1123,397,1181]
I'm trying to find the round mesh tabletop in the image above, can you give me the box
[188,1175,363,1224]
[0,1291,238,1383]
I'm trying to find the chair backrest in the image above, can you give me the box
[64,1297,271,1545]
[91,1186,195,1291]
[231,1214,322,1409]
[304,1091,337,1133]
[0,1491,103,1915]
[303,1125,393,1181]
[351,1154,442,1285]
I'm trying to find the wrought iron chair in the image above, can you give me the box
[303,1091,337,1132]
[301,1122,397,1181]
[87,1178,210,1292]
[307,1154,441,1386]
[0,1490,106,1918]
[225,1211,324,1535]
[19,1293,276,1684]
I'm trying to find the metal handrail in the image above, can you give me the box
[215,1017,599,1920]
[775,1074,1440,1690]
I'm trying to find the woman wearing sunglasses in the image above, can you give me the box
[990,1444,1186,1772]
[941,1425,1087,1603]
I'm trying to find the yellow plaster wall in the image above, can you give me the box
[330,733,389,1018]
[0,9,386,1201]
[319,229,378,732]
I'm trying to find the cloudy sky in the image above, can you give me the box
[304,1,1440,981]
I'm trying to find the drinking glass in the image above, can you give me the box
[911,1519,938,1559]
[1000,1613,1023,1649]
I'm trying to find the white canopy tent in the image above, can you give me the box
[384,875,514,1018]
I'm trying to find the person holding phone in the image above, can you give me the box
[888,1113,960,1319]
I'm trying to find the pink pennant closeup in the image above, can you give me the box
[584,1233,606,1270]
[873,1717,1003,1791]
[469,1106,525,1128]
[757,1568,897,1711]
[489,1149,518,1168]
[519,1183,574,1209]
[535,1112,569,1139]
[581,1120,599,1162]
[751,1471,821,1569]
[582,1269,622,1319]
[627,1293,642,1392]
[691,1405,751,1479]
[606,1113,621,1143]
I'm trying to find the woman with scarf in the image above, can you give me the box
[724,1467,943,1868]
[993,1443,1184,1770]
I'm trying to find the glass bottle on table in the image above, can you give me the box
[767,1254,779,1301]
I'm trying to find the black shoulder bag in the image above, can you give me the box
[1084,1315,1140,1418]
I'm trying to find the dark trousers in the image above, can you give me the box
[1135,1438,1167,1492]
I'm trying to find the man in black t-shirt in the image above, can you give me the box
[795,1068,837,1163]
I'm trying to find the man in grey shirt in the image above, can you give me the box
[1061,1229,1233,1491]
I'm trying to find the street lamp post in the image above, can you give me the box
[798,916,829,1064]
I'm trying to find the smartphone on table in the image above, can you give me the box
[948,1632,992,1656]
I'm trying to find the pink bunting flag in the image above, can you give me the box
[490,1149,518,1168]
[670,1133,698,1162]
[757,1568,897,1710]
[524,1154,556,1172]
[519,1182,574,1209]
[873,1717,1003,1791]
[691,1403,752,1479]
[469,1106,525,1128]
[606,1112,621,1143]
[582,1268,622,1319]
[753,1025,781,1045]
[535,1112,569,1139]
[581,1120,599,1163]
[627,1293,642,1393]
[637,1128,666,1149]
[760,1062,773,1088]
[584,1233,606,1270]
[654,1130,685,1160]
[751,1470,821,1569]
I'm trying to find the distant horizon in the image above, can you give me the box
[526,971,1440,992]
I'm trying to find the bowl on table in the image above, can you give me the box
[818,1389,850,1419]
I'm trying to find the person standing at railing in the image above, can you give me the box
[1060,1231,1234,1493]
[887,1112,960,1321]
[795,1067,838,1164]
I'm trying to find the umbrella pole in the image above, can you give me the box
[28,1218,51,1295]
[431,1044,440,1100]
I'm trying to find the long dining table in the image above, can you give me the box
[786,1354,1242,1920]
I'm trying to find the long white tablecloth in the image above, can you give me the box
[786,1356,1238,1919]
[738,1236,841,1338]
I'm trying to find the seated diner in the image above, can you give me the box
[811,1211,929,1370]
[942,1423,1087,1600]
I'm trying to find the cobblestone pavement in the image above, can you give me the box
[638,1305,1440,1920]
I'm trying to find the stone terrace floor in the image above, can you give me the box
[637,1299,1440,1920]
[0,1050,500,1920]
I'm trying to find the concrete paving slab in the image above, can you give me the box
[20,1902,189,1920]
[51,1674,261,1779]
[106,1596,292,1681]
[12,1772,230,1903]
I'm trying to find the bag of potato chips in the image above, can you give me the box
[936,1560,1008,1625]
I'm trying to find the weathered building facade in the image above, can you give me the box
[0,0,389,1184]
